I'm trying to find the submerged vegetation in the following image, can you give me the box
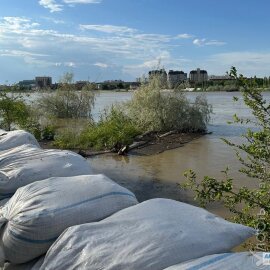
[0,72,212,152]
[127,76,211,133]
[38,72,95,119]
[182,67,270,250]
[53,73,211,151]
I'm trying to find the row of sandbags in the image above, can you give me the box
[1,198,257,270]
[0,130,138,268]
[0,175,138,264]
[0,130,257,269]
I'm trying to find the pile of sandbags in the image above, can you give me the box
[39,199,254,270]
[0,130,39,151]
[0,174,138,264]
[0,129,256,270]
[0,144,93,200]
[163,252,265,270]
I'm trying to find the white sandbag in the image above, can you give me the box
[3,256,44,270]
[0,144,93,199]
[163,252,269,270]
[0,174,138,264]
[39,199,255,270]
[0,130,39,151]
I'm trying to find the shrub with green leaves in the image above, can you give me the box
[126,75,212,132]
[79,106,141,150]
[0,92,30,131]
[38,73,95,119]
[54,106,141,150]
[182,67,270,250]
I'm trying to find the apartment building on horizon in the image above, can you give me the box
[189,68,208,84]
[35,76,52,88]
[167,70,187,88]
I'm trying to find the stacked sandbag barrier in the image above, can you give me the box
[0,130,256,269]
[0,130,40,151]
[0,144,93,200]
[39,199,255,270]
[0,174,138,264]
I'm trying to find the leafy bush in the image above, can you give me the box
[53,128,80,149]
[0,92,30,131]
[183,67,270,250]
[79,106,141,150]
[42,125,56,140]
[54,106,141,150]
[38,73,95,119]
[127,75,212,132]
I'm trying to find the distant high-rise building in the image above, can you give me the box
[167,70,187,88]
[18,80,36,89]
[189,68,208,84]
[35,76,52,88]
[148,69,167,87]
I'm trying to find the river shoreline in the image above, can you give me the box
[39,131,206,157]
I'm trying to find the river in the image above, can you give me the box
[87,91,270,218]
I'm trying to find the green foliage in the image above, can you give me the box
[38,73,95,119]
[41,125,56,140]
[0,92,30,131]
[53,128,80,149]
[54,106,141,150]
[182,67,270,250]
[127,75,212,132]
[79,106,141,150]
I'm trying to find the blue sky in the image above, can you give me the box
[1,0,270,83]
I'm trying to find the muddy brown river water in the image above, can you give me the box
[25,90,270,218]
[87,91,270,218]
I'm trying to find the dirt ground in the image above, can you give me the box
[129,132,203,156]
[39,132,205,156]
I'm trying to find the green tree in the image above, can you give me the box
[182,67,270,250]
[38,73,95,119]
[127,74,212,132]
[0,92,30,131]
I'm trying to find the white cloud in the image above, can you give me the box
[65,62,76,67]
[176,33,194,39]
[208,52,270,75]
[122,51,189,77]
[0,49,48,57]
[63,0,102,4]
[39,0,63,13]
[42,17,65,24]
[6,16,262,81]
[205,40,226,46]
[79,24,137,34]
[94,62,109,68]
[193,38,206,46]
[2,17,39,31]
[193,38,226,46]
[0,17,191,79]
[134,34,171,42]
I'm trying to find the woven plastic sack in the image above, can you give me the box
[40,198,254,270]
[0,174,138,264]
[0,130,39,151]
[163,252,269,270]
[0,144,92,199]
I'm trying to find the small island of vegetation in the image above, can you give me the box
[0,72,212,156]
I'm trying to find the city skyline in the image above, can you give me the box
[1,0,270,83]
